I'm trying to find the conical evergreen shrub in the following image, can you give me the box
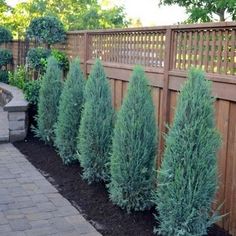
[154,69,221,236]
[109,66,157,212]
[35,56,62,144]
[78,59,114,183]
[54,58,84,164]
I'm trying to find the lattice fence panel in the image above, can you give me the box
[88,30,166,68]
[173,28,236,75]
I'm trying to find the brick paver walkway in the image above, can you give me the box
[0,143,102,236]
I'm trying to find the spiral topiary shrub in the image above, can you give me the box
[26,16,66,47]
[34,56,62,144]
[154,68,221,236]
[78,59,114,183]
[109,66,157,212]
[0,26,12,44]
[54,58,84,164]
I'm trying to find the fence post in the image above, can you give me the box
[83,32,89,78]
[159,27,174,163]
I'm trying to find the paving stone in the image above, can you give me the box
[0,143,102,236]
[9,218,31,231]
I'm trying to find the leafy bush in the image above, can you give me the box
[26,16,66,47]
[0,49,13,67]
[24,79,42,106]
[0,26,12,44]
[8,65,28,90]
[55,58,84,164]
[51,49,69,72]
[0,70,9,83]
[27,47,50,72]
[109,66,157,212]
[34,56,62,144]
[154,69,221,236]
[78,59,114,183]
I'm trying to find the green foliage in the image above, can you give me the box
[27,47,69,75]
[54,58,84,164]
[0,70,8,83]
[109,66,157,212]
[27,47,50,72]
[51,49,69,72]
[78,59,114,183]
[8,65,28,90]
[26,16,66,46]
[0,0,129,37]
[159,0,236,22]
[154,69,221,236]
[0,26,12,44]
[35,56,62,144]
[24,78,42,106]
[0,48,13,67]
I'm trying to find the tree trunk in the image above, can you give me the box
[218,10,225,21]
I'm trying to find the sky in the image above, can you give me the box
[6,0,188,26]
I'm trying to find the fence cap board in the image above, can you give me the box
[67,21,236,35]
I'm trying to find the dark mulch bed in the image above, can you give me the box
[13,132,230,236]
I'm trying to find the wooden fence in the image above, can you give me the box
[4,22,236,235]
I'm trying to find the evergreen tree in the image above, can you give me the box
[35,56,62,144]
[109,66,157,212]
[154,69,221,235]
[54,58,84,164]
[78,59,114,183]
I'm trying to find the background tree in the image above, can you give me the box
[159,0,236,22]
[109,66,157,212]
[154,69,221,235]
[78,59,114,183]
[54,58,84,165]
[35,56,62,144]
[0,0,130,37]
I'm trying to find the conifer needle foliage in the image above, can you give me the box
[55,58,84,164]
[35,56,62,144]
[78,59,114,183]
[154,68,221,236]
[109,66,157,212]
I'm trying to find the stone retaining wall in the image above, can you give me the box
[0,83,29,142]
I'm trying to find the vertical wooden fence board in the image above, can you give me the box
[122,81,129,100]
[224,102,236,232]
[215,100,230,227]
[109,79,115,108]
[115,80,123,110]
[169,90,178,124]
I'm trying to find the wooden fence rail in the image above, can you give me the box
[4,22,236,235]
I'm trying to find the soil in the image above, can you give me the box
[14,132,231,236]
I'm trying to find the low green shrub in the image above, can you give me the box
[0,70,9,83]
[109,66,157,212]
[24,78,42,106]
[51,49,69,72]
[0,26,12,44]
[78,59,114,183]
[0,49,13,67]
[27,47,50,72]
[34,56,62,144]
[8,65,28,90]
[27,47,69,74]
[55,58,84,164]
[154,69,221,236]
